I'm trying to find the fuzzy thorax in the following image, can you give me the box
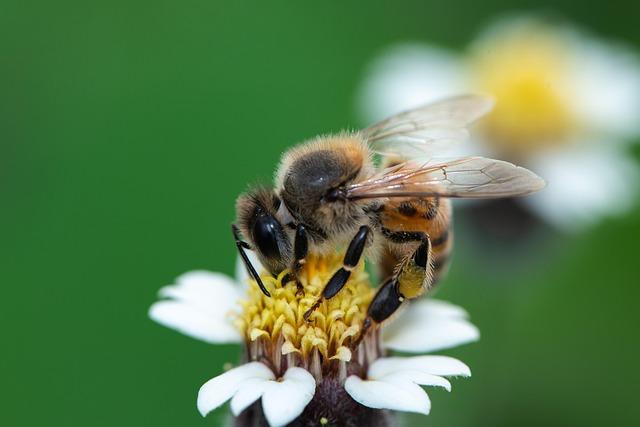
[234,253,381,381]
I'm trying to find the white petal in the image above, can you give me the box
[344,375,430,415]
[524,144,640,231]
[379,370,451,392]
[230,377,272,416]
[149,270,243,343]
[159,270,241,310]
[409,299,470,318]
[235,251,264,287]
[197,362,274,417]
[369,356,471,379]
[261,367,316,427]
[383,299,480,353]
[149,300,241,343]
[358,43,468,123]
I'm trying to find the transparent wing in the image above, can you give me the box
[346,157,546,200]
[361,94,494,159]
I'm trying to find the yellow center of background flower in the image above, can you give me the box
[471,25,578,157]
[235,253,374,364]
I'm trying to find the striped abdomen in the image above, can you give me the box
[376,196,453,286]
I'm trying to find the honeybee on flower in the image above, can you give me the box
[149,94,543,426]
[150,255,479,426]
[358,14,640,232]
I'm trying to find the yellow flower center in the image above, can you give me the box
[234,253,374,368]
[471,24,578,156]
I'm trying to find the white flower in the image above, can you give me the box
[358,14,640,232]
[149,254,479,425]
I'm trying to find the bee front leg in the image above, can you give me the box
[304,225,370,320]
[286,223,308,295]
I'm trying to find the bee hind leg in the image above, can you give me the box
[396,235,433,300]
[358,236,433,341]
[303,225,370,320]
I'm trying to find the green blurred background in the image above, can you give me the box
[2,1,639,426]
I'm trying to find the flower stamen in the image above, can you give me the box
[235,252,379,380]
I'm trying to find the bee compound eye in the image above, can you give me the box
[252,214,283,259]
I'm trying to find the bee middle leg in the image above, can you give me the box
[304,225,370,320]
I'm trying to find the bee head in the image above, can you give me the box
[235,187,292,276]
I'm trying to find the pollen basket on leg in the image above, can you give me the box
[234,253,375,375]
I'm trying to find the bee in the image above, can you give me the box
[233,95,545,331]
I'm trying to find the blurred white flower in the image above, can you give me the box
[149,253,479,426]
[358,14,640,231]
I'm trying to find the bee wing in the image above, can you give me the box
[346,157,545,200]
[361,94,494,159]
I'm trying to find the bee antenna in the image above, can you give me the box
[232,224,271,297]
